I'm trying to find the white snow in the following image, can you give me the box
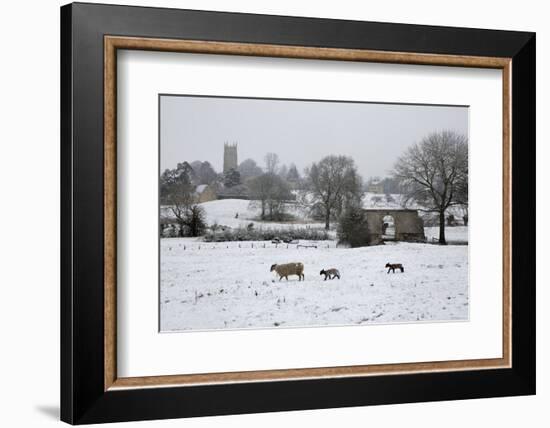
[160,195,469,332]
[424,226,468,244]
[160,239,468,331]
[162,195,468,242]
[195,184,208,193]
[362,192,405,209]
[162,198,326,230]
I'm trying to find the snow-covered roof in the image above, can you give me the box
[196,184,208,193]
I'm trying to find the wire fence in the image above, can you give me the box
[164,240,340,251]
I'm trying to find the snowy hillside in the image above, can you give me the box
[162,193,467,233]
[162,198,326,230]
[160,240,468,331]
[362,192,405,209]
[424,226,468,244]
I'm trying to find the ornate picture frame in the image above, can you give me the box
[61,2,535,424]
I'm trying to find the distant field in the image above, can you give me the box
[162,198,327,231]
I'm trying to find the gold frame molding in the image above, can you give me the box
[104,35,512,391]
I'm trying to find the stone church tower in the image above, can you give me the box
[223,142,238,173]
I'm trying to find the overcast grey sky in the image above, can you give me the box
[160,95,468,178]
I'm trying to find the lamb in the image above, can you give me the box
[270,262,305,281]
[385,263,404,273]
[320,268,340,280]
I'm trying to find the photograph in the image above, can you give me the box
[159,95,470,332]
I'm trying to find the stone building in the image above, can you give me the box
[367,179,384,194]
[223,142,238,173]
[194,184,217,203]
[363,209,426,245]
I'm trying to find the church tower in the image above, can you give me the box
[223,142,238,173]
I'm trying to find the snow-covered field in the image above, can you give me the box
[363,192,404,209]
[162,199,326,231]
[424,226,469,244]
[160,239,468,331]
[162,196,468,241]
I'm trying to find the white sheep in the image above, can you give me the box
[270,262,305,281]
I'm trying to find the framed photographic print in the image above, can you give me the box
[60,2,535,424]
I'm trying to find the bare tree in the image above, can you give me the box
[249,173,291,221]
[238,158,263,180]
[160,162,208,237]
[160,162,195,204]
[393,130,468,245]
[266,177,291,220]
[306,155,363,230]
[248,173,272,219]
[167,189,207,237]
[278,164,288,179]
[264,152,280,175]
[196,161,218,185]
[454,165,469,226]
[459,206,468,226]
[286,163,301,185]
[167,183,195,237]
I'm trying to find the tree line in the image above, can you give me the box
[393,130,468,245]
[160,130,468,245]
[160,162,207,237]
